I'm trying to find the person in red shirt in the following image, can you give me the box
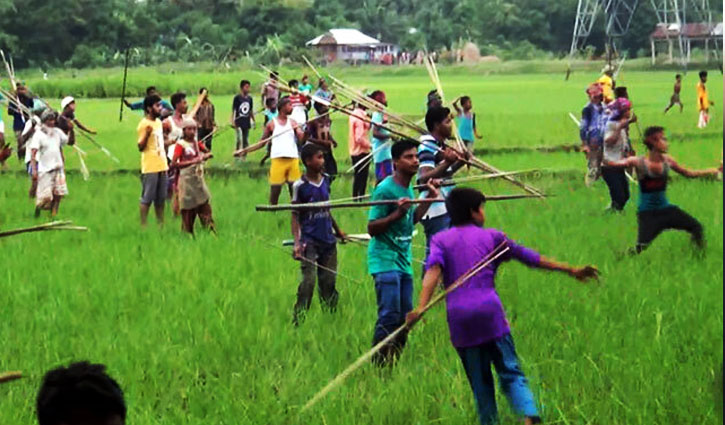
[171,118,215,234]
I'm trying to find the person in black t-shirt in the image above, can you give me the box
[231,79,255,160]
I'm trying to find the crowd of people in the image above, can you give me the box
[0,63,721,425]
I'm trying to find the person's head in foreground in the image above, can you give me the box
[301,142,325,173]
[143,94,162,119]
[37,361,126,425]
[265,97,276,112]
[446,187,486,227]
[182,117,197,141]
[699,70,708,83]
[613,86,628,99]
[425,105,452,140]
[643,126,667,153]
[41,109,58,127]
[391,140,419,176]
[277,96,292,116]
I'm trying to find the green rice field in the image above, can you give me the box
[0,66,722,424]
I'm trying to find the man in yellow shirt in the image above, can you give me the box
[137,94,169,227]
[597,65,615,104]
[697,70,714,128]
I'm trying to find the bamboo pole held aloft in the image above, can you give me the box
[257,193,544,212]
[300,243,511,413]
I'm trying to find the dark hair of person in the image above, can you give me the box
[199,87,207,94]
[460,95,471,104]
[446,187,486,226]
[614,86,628,98]
[699,70,708,78]
[313,101,327,114]
[277,96,291,110]
[675,74,681,79]
[425,106,450,132]
[391,140,418,160]
[145,86,156,95]
[265,97,276,108]
[369,90,385,103]
[170,92,186,109]
[143,94,162,114]
[643,126,665,149]
[240,79,250,89]
[289,79,299,88]
[301,142,324,164]
[37,361,126,425]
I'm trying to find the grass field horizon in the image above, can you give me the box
[0,66,722,424]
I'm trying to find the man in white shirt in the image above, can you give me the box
[28,109,69,217]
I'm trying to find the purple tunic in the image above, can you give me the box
[425,224,541,348]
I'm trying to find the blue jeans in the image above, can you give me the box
[372,271,413,364]
[457,334,540,425]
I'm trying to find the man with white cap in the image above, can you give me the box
[28,109,69,218]
[57,96,96,144]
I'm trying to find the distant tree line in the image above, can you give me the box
[0,0,719,69]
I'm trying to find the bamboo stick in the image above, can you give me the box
[72,145,90,180]
[0,371,22,384]
[302,55,323,80]
[300,243,511,413]
[76,130,120,164]
[257,193,542,212]
[0,221,87,238]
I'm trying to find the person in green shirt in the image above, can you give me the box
[367,140,440,366]
[298,74,313,96]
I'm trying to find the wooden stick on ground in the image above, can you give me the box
[0,221,88,238]
[300,242,511,413]
[0,371,22,384]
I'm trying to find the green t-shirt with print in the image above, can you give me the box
[367,176,415,276]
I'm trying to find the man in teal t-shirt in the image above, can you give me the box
[367,140,440,366]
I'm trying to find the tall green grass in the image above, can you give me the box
[0,68,722,424]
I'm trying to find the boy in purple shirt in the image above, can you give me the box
[406,188,598,425]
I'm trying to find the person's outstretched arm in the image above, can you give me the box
[667,155,721,178]
[536,257,599,281]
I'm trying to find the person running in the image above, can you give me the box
[231,79,255,160]
[172,118,215,235]
[367,140,440,366]
[406,187,599,425]
[163,92,189,215]
[349,102,371,200]
[453,95,482,153]
[241,96,306,205]
[287,79,309,128]
[370,90,393,184]
[136,94,169,227]
[664,74,683,114]
[261,71,280,110]
[601,97,635,211]
[124,86,173,115]
[603,126,721,253]
[305,101,338,181]
[580,84,607,186]
[28,109,69,218]
[417,105,467,258]
[696,70,714,129]
[194,87,216,151]
[291,143,346,326]
[37,361,127,425]
[8,83,35,161]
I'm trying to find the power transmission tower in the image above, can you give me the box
[569,0,640,67]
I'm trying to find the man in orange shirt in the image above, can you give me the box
[696,70,714,128]
[349,102,371,200]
